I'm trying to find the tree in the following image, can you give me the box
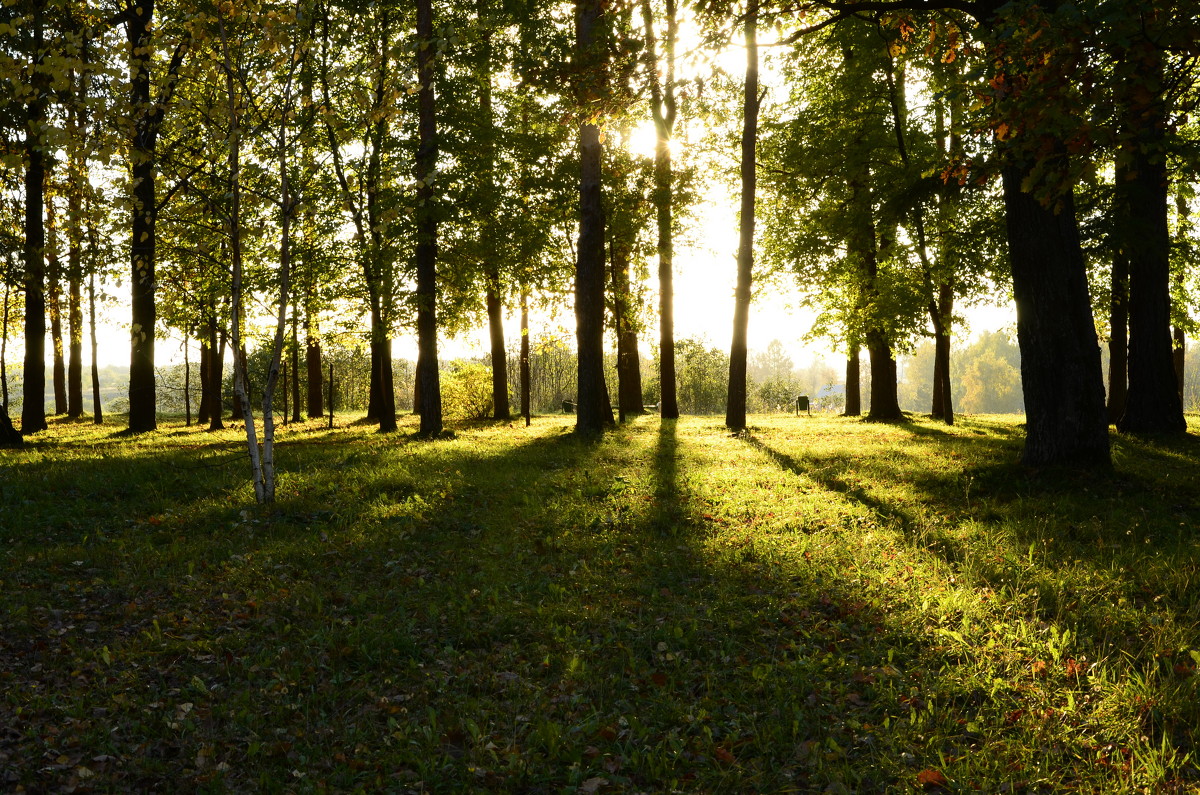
[414,0,443,437]
[122,0,192,433]
[573,0,615,433]
[725,0,759,432]
[642,0,681,419]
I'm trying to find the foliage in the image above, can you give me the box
[441,361,495,421]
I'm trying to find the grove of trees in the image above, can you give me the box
[3,0,1200,492]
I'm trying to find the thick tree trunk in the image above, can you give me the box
[126,0,162,433]
[520,288,531,426]
[725,0,758,432]
[574,0,614,434]
[1107,246,1128,424]
[22,2,48,434]
[198,338,211,425]
[415,0,442,436]
[486,277,511,419]
[0,403,20,445]
[1002,163,1109,466]
[1115,26,1183,434]
[377,338,397,431]
[867,334,901,420]
[1117,144,1183,433]
[844,348,861,416]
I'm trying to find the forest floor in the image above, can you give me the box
[1,412,1199,793]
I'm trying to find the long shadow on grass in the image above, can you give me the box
[4,417,1197,792]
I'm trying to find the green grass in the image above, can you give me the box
[1,411,1199,792]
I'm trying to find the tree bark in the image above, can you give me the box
[1116,140,1183,432]
[22,0,48,434]
[67,69,86,420]
[726,0,758,432]
[305,306,323,418]
[207,316,226,430]
[486,276,511,419]
[1002,162,1109,466]
[127,0,161,433]
[47,198,67,415]
[416,0,442,436]
[2,277,10,413]
[930,284,954,424]
[198,338,211,425]
[1107,244,1128,424]
[88,271,102,424]
[867,335,901,420]
[611,236,644,417]
[520,288,531,426]
[574,0,615,434]
[1114,18,1184,434]
[844,348,861,416]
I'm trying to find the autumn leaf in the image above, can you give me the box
[916,768,949,789]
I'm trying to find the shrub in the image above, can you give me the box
[441,362,494,420]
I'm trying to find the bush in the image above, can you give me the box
[441,362,494,420]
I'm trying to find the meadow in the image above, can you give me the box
[1,412,1198,793]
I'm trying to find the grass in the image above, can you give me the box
[1,411,1199,793]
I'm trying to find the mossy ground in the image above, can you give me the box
[1,412,1198,792]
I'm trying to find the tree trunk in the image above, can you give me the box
[642,0,679,420]
[1002,163,1110,466]
[198,339,211,425]
[305,307,323,418]
[88,271,102,424]
[415,0,442,436]
[725,0,758,432]
[930,284,954,424]
[486,276,511,419]
[1,277,10,412]
[611,240,644,417]
[574,0,614,433]
[844,348,861,416]
[0,403,20,446]
[290,304,301,423]
[1115,25,1183,434]
[22,0,48,434]
[67,245,83,419]
[1107,244,1129,424]
[47,198,67,415]
[207,316,226,430]
[1174,326,1185,405]
[126,0,165,434]
[520,288,531,426]
[867,335,902,420]
[67,68,86,420]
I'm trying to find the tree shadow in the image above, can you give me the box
[3,416,1197,792]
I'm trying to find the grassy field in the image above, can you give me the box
[1,412,1198,793]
